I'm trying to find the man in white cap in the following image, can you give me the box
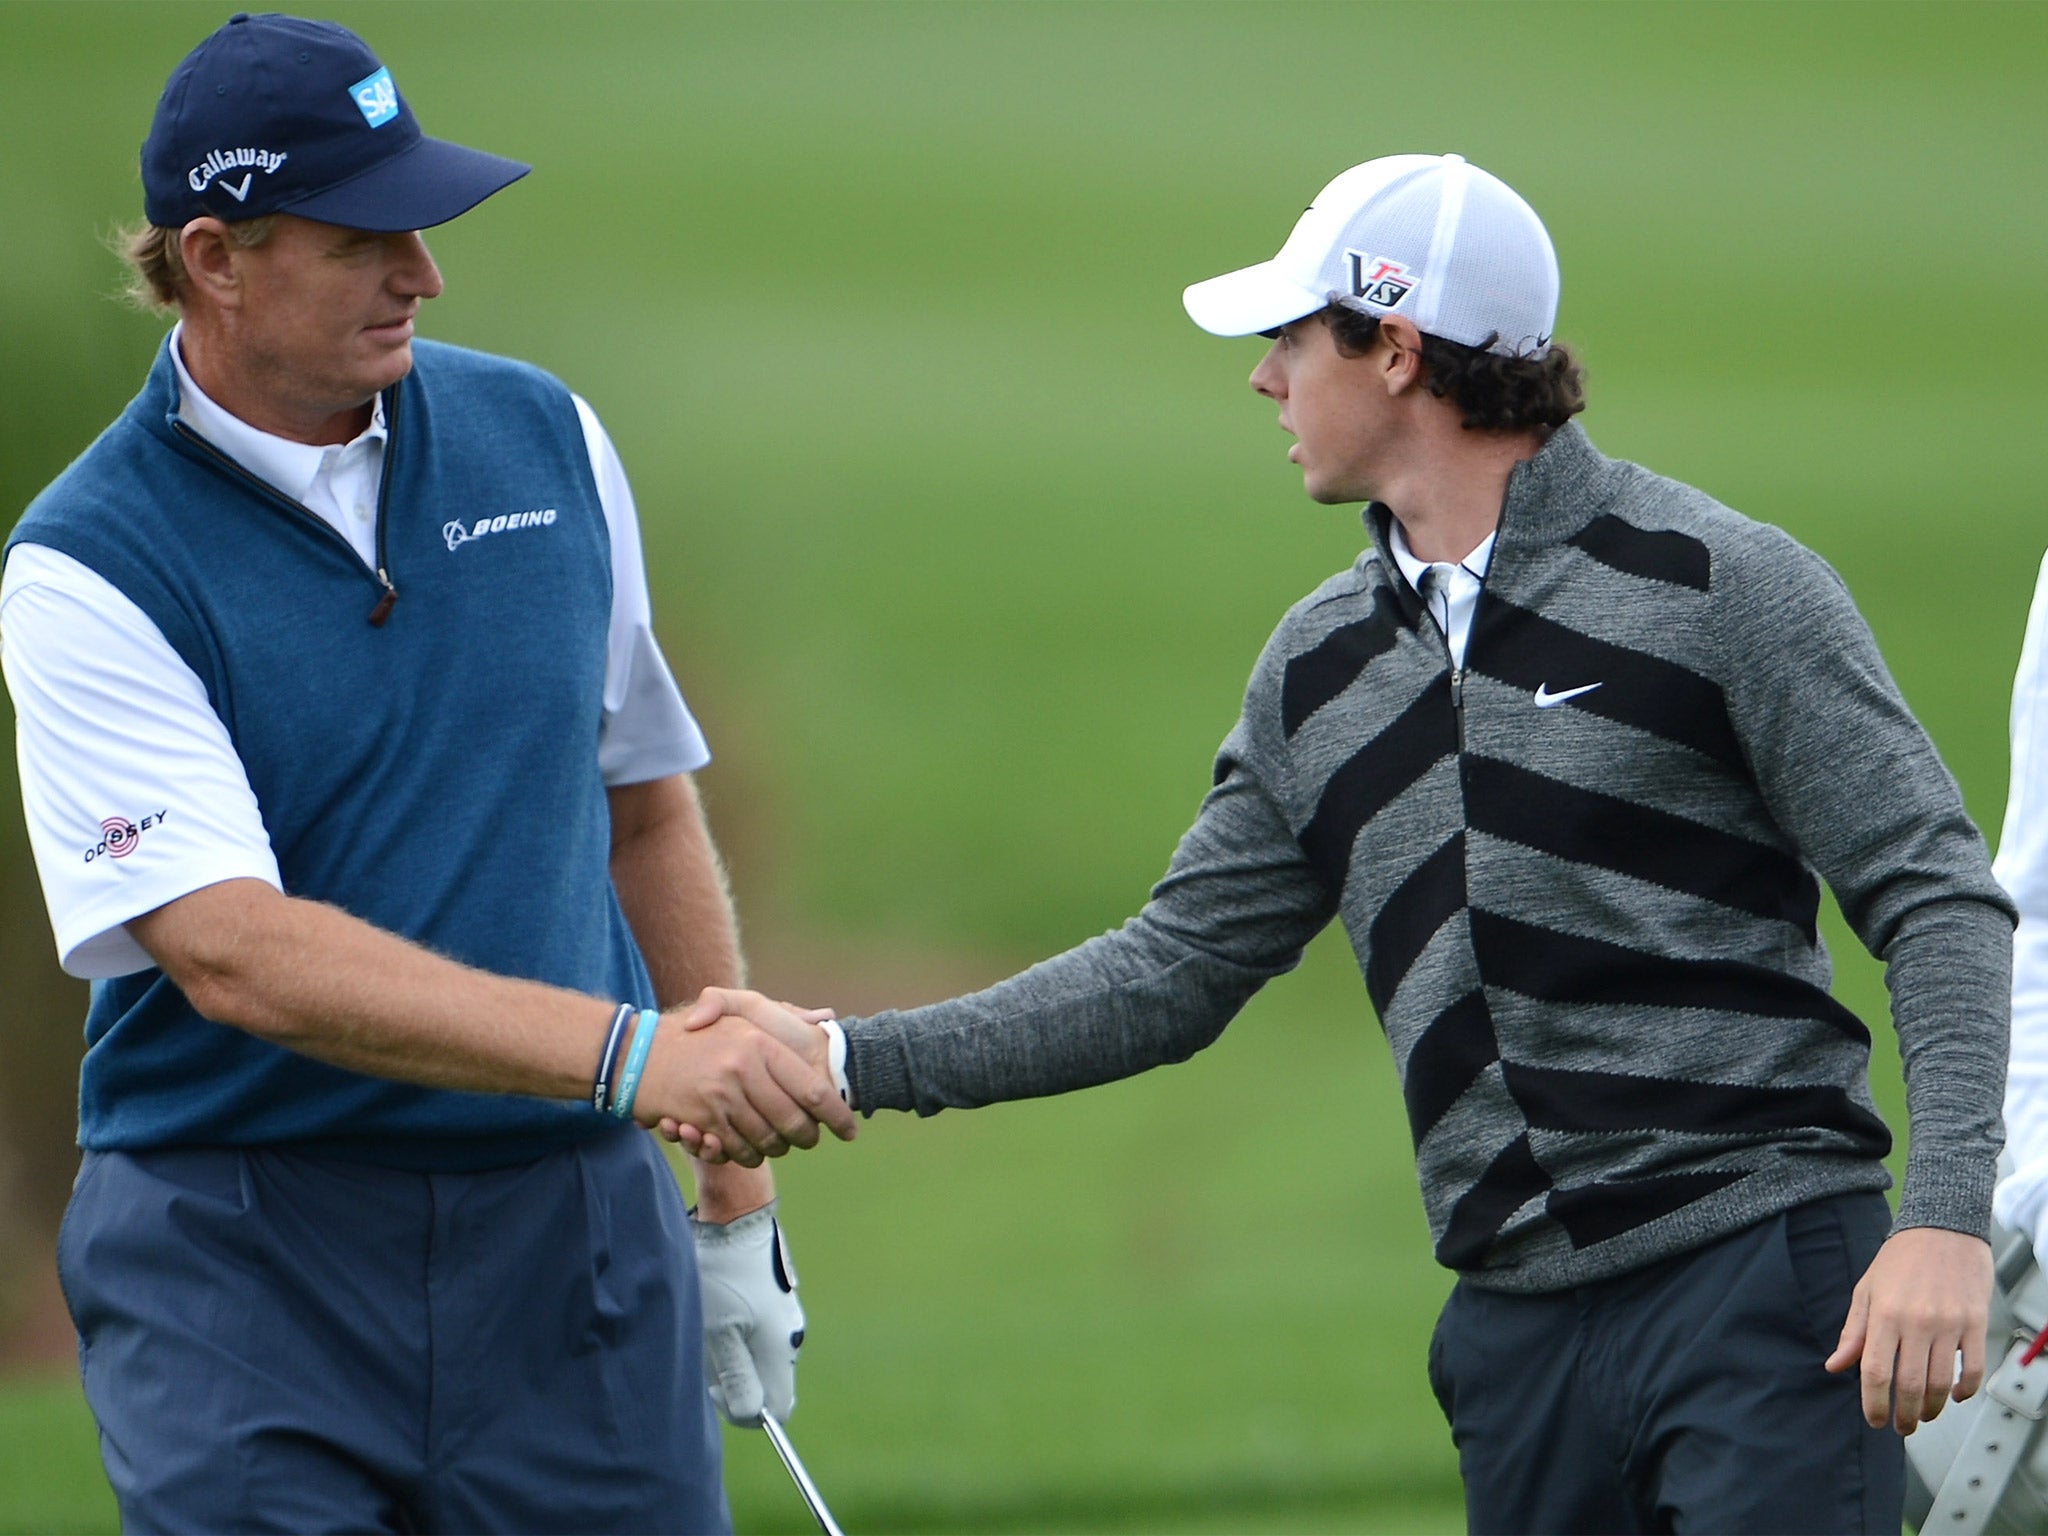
[680,153,2010,1532]
[2,12,852,1532]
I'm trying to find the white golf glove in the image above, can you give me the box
[690,1199,803,1427]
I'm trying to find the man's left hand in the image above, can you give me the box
[691,1199,804,1426]
[1824,1225,1992,1434]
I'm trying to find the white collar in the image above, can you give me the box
[169,322,388,502]
[1388,518,1496,593]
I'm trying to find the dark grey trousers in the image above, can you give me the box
[1428,1190,1904,1535]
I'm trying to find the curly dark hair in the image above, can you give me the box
[1320,304,1585,433]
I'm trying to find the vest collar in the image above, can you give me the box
[130,330,403,474]
[130,331,183,444]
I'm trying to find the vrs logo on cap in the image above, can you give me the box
[1183,153,1560,359]
[1347,254,1416,311]
[350,66,400,129]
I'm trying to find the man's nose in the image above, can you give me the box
[1249,342,1284,400]
[392,232,444,299]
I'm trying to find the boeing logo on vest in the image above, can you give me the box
[443,507,559,553]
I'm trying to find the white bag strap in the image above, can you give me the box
[1923,1230,2048,1535]
[1923,1336,2048,1535]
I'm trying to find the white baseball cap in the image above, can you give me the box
[1182,153,1559,357]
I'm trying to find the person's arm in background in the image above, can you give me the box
[608,771,811,1427]
[1993,553,2048,1263]
[608,773,769,1210]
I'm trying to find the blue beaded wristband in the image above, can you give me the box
[609,1008,661,1121]
[591,1002,635,1114]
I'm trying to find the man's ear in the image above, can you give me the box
[1377,314,1426,395]
[177,218,242,310]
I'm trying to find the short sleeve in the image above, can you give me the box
[571,394,711,784]
[1,543,282,977]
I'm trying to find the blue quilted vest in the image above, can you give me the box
[7,336,653,1168]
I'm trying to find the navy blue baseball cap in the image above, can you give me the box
[141,12,528,231]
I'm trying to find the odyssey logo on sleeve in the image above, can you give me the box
[187,148,288,201]
[443,508,559,553]
[350,66,400,128]
[83,808,170,864]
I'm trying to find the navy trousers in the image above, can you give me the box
[57,1130,729,1535]
[1428,1191,1904,1535]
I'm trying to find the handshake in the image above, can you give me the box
[621,987,848,1166]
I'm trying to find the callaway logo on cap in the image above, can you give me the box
[141,12,529,231]
[1182,153,1560,358]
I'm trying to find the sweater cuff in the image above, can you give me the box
[1893,1149,1997,1240]
[842,1015,913,1116]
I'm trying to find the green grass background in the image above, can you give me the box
[1,1,2043,1530]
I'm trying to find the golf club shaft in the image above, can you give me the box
[761,1413,846,1536]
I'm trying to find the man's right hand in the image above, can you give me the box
[637,1009,854,1167]
[655,989,837,1161]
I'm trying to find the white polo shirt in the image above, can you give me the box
[1,331,709,979]
[1995,551,2048,1264]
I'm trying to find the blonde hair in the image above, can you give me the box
[115,215,280,310]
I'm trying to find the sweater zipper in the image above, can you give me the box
[1454,543,1504,751]
[170,389,400,627]
[1424,579,1470,752]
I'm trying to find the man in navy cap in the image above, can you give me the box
[0,13,852,1531]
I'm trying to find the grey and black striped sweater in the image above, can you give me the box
[842,422,2014,1292]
